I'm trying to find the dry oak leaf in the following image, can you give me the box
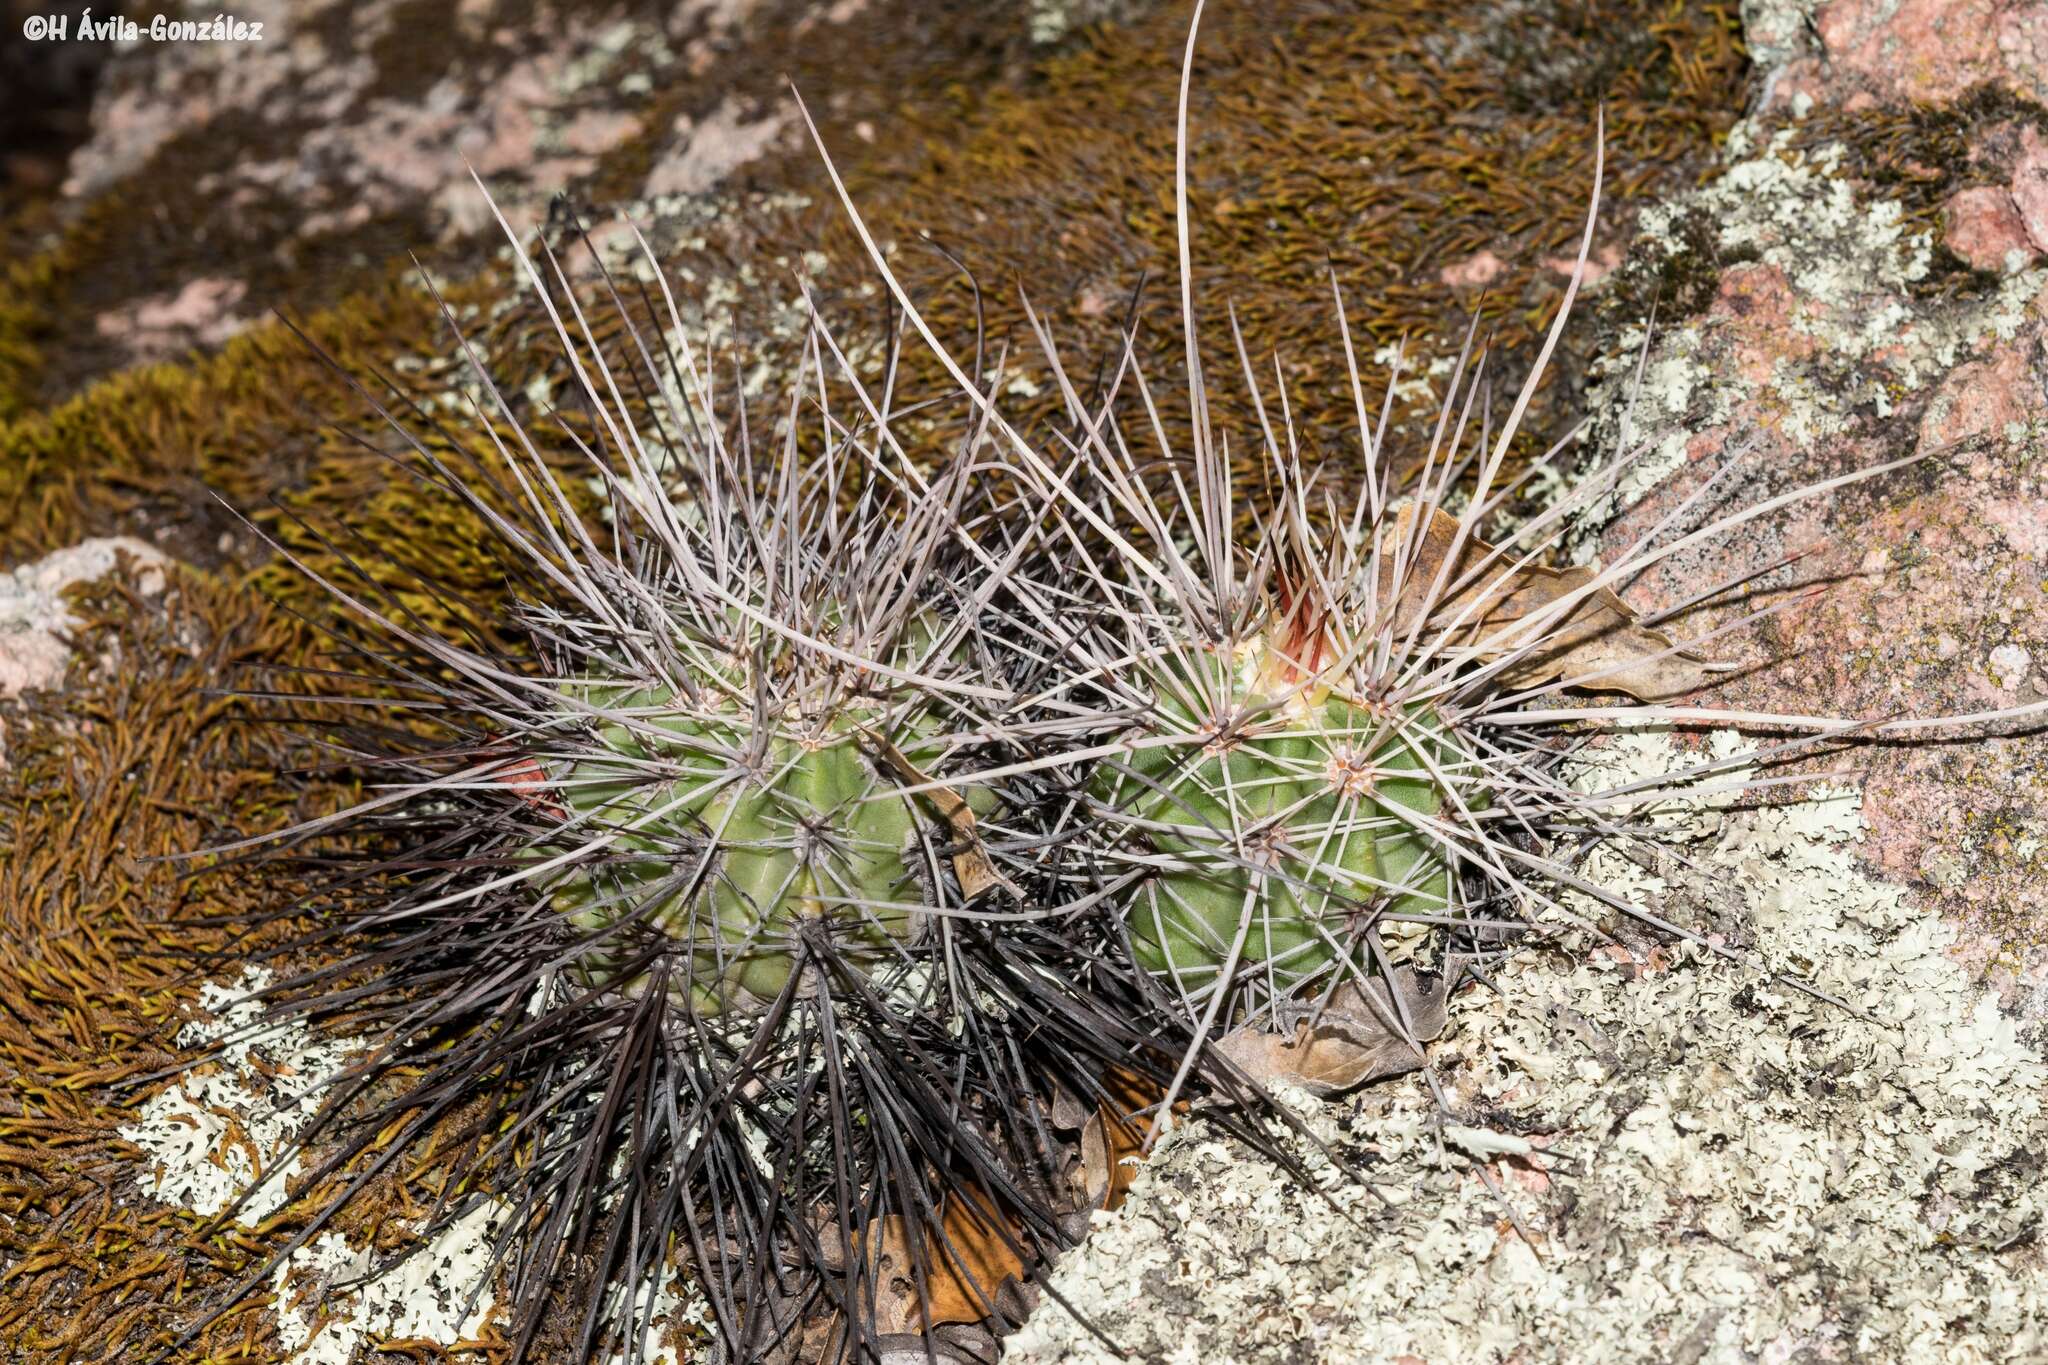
[1376,503,1725,702]
[868,1204,1030,1334]
[1217,965,1452,1095]
[859,724,1021,903]
[864,1074,1176,1335]
[1077,1069,1169,1211]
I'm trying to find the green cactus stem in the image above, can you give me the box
[1091,641,1459,998]
[546,675,958,1017]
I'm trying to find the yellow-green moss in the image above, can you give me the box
[0,205,97,424]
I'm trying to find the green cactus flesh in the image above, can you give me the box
[1095,676,1458,997]
[547,679,939,1016]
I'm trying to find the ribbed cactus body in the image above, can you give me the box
[1094,654,1456,995]
[551,679,935,1016]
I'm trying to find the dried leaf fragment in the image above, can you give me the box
[1375,504,1724,702]
[868,1206,1028,1333]
[1077,1070,1160,1211]
[859,725,1021,903]
[1216,965,1451,1095]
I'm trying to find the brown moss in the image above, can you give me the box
[15,0,1059,417]
[796,0,1750,478]
[0,267,439,565]
[0,203,97,424]
[479,0,1752,522]
[0,563,335,1363]
[0,257,615,646]
[0,557,630,1364]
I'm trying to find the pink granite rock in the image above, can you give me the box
[1597,298,2048,1000]
[644,99,793,200]
[1813,0,2001,105]
[1763,0,2048,111]
[1439,249,1507,289]
[1542,243,1622,287]
[93,277,251,367]
[1944,185,2038,272]
[0,537,169,700]
[1709,262,1816,384]
[1917,343,2040,452]
[2010,125,2048,254]
[1998,3,2048,104]
[1585,30,2048,999]
[38,0,945,394]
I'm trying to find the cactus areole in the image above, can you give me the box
[1090,631,1459,997]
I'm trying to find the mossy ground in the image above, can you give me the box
[0,2,1751,1358]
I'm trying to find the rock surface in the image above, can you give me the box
[0,534,166,697]
[1011,735,2048,1364]
[1759,0,2048,111]
[7,0,1079,396]
[1583,0,2048,1004]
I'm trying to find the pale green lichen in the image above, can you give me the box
[1026,0,1135,46]
[1574,121,2046,553]
[123,965,714,1363]
[1008,730,2048,1363]
[271,1205,503,1365]
[121,967,357,1222]
[1739,0,1822,73]
[270,1200,706,1365]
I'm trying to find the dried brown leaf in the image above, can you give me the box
[1216,965,1451,1095]
[855,1071,1172,1340]
[1077,1070,1159,1212]
[1378,504,1721,701]
[868,1206,1027,1333]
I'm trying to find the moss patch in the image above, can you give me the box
[804,0,1749,476]
[0,565,337,1363]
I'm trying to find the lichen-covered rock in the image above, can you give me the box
[1011,4,2048,1358]
[50,0,683,367]
[1011,732,2048,1363]
[5,0,1085,405]
[0,534,166,698]
[1574,11,2048,1003]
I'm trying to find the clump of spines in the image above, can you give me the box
[795,0,2048,1142]
[176,160,1311,1364]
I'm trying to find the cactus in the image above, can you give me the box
[1090,647,1457,996]
[181,174,1301,1365]
[798,13,1916,1142]
[547,670,951,1016]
